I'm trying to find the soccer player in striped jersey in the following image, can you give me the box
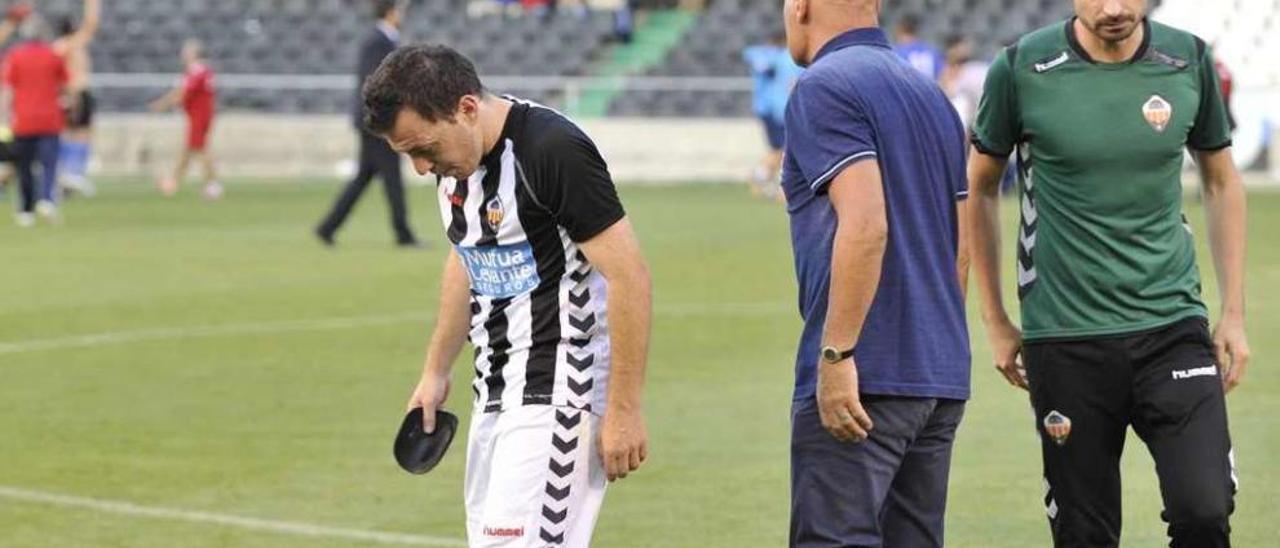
[363,45,652,547]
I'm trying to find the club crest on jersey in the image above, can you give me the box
[1042,410,1072,446]
[485,197,505,231]
[1142,95,1173,133]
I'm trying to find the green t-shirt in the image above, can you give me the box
[971,18,1231,341]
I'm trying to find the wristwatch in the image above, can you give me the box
[820,345,855,364]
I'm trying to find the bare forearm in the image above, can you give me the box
[967,152,1013,326]
[956,199,971,302]
[1,90,11,121]
[153,89,181,110]
[79,0,100,42]
[822,225,887,350]
[970,192,1009,324]
[605,268,652,412]
[1203,173,1248,319]
[422,252,472,378]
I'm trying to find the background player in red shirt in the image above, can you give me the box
[149,39,220,200]
[1,9,70,225]
[0,2,31,205]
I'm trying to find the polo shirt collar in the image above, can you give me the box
[813,27,891,64]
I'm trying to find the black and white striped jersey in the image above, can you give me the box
[437,98,624,416]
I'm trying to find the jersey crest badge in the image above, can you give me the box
[1043,410,1072,446]
[485,197,505,232]
[1142,95,1173,133]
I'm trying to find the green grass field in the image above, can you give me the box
[1,180,1277,547]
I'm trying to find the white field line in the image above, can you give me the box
[0,485,466,546]
[0,302,792,357]
[0,312,433,356]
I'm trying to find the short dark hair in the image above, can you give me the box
[897,14,922,35]
[373,0,397,19]
[363,44,486,134]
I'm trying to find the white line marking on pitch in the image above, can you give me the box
[0,312,432,356]
[0,485,467,546]
[0,302,791,356]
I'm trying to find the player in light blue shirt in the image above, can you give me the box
[743,32,801,199]
[893,13,943,81]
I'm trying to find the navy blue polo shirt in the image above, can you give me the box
[781,27,971,401]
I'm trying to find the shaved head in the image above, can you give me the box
[782,0,881,66]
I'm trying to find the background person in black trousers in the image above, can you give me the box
[315,0,419,247]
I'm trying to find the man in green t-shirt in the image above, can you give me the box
[968,1,1250,546]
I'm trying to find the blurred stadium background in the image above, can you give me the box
[2,0,1278,547]
[14,0,1280,181]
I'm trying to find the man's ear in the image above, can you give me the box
[795,0,810,25]
[456,95,480,123]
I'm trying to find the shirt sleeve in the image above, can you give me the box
[783,73,878,195]
[523,125,626,243]
[1187,44,1233,151]
[970,47,1021,157]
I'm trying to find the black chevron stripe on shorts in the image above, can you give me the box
[539,408,583,546]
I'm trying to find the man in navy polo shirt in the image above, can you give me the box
[780,1,971,546]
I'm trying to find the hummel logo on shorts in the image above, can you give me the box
[1171,365,1218,380]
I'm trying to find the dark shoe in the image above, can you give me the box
[315,227,335,247]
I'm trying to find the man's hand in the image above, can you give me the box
[816,359,874,442]
[988,318,1027,390]
[599,406,647,482]
[406,372,450,433]
[1213,317,1250,393]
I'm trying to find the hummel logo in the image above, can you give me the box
[1172,365,1218,380]
[483,526,524,538]
[1035,52,1069,73]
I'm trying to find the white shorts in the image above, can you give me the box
[465,405,606,547]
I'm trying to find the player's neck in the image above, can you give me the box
[479,95,513,158]
[1073,17,1145,63]
[806,9,880,65]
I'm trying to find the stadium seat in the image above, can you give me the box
[53,0,1263,117]
[59,0,612,113]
